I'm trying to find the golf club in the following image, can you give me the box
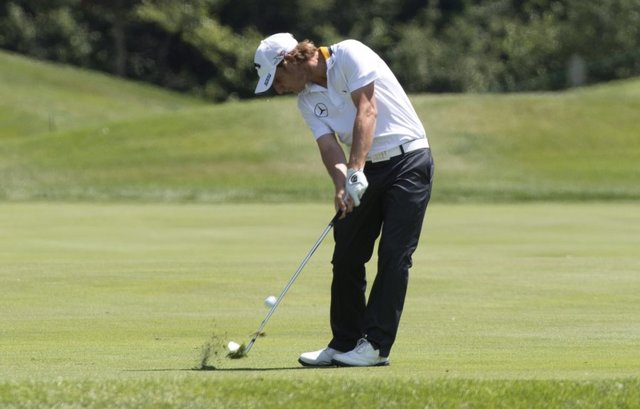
[229,210,341,358]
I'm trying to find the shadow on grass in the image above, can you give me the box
[125,366,334,373]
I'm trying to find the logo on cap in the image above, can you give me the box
[272,50,286,65]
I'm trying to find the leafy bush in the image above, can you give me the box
[1,0,639,99]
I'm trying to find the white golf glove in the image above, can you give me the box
[346,168,368,207]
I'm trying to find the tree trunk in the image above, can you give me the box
[112,0,127,76]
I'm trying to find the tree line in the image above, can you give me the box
[2,0,639,101]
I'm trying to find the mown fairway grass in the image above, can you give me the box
[1,202,639,408]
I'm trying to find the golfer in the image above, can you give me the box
[253,33,434,367]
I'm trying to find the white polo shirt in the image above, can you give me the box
[297,40,428,156]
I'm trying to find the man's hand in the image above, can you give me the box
[345,168,368,207]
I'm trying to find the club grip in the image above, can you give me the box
[330,209,342,225]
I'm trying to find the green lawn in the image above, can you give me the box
[2,48,640,408]
[0,50,204,137]
[2,50,640,202]
[1,202,639,408]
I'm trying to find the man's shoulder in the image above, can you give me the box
[331,39,379,66]
[331,39,368,54]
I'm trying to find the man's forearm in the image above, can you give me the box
[322,147,348,193]
[317,134,348,192]
[349,82,377,170]
[349,113,375,170]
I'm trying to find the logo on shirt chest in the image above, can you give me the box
[314,103,329,118]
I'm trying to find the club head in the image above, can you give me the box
[226,346,247,359]
[226,342,248,359]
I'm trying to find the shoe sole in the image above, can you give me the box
[331,359,390,367]
[298,358,337,368]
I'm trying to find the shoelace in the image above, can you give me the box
[354,339,370,353]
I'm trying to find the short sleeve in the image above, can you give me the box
[298,97,333,140]
[337,40,380,92]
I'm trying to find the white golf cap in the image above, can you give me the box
[254,33,298,94]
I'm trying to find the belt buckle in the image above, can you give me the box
[369,151,390,163]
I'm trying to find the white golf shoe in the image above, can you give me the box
[298,347,341,367]
[332,338,389,367]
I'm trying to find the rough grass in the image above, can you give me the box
[1,50,639,202]
[0,50,204,137]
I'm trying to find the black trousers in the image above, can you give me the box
[328,148,434,357]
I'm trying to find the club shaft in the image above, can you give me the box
[244,212,339,354]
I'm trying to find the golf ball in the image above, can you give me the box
[264,295,277,308]
[227,341,240,352]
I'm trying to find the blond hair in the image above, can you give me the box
[285,40,317,64]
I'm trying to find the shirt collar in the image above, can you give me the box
[304,83,327,93]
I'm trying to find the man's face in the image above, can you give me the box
[273,61,307,94]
